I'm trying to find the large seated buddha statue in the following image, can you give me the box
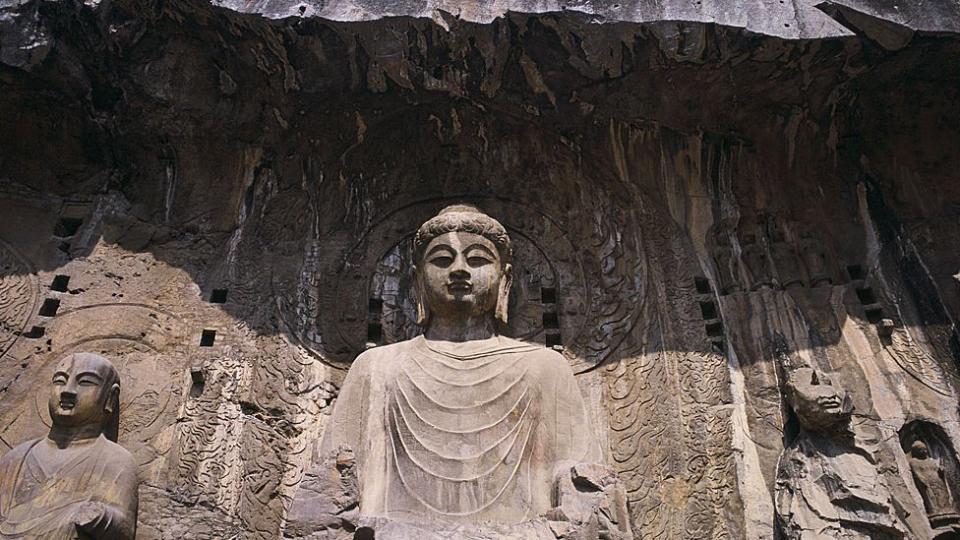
[286,205,631,539]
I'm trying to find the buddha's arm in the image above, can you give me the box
[318,351,373,458]
[547,353,603,463]
[75,463,139,540]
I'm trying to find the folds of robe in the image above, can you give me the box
[320,335,601,525]
[0,435,138,540]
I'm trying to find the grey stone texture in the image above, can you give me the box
[0,0,959,537]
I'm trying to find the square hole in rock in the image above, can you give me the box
[699,301,718,320]
[38,298,60,317]
[541,287,558,304]
[694,277,712,294]
[543,312,560,329]
[24,326,45,339]
[856,287,877,304]
[545,333,562,348]
[54,218,83,238]
[368,298,384,313]
[705,321,724,337]
[199,330,216,347]
[865,307,884,324]
[847,264,865,280]
[209,289,228,304]
[367,322,383,343]
[50,275,70,292]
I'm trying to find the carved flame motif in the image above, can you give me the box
[886,328,953,396]
[0,239,37,362]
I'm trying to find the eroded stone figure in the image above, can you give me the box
[908,441,960,530]
[0,353,139,539]
[740,227,776,291]
[775,367,906,540]
[712,227,741,295]
[287,205,631,539]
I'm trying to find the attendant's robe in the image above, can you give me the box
[321,335,602,525]
[0,435,138,539]
[775,433,906,539]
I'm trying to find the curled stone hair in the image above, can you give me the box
[413,204,513,263]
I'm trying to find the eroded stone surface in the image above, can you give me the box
[0,0,959,538]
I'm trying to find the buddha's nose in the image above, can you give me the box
[450,257,470,277]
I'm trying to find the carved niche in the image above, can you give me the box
[900,420,960,537]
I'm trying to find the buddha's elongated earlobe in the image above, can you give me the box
[495,263,513,326]
[414,267,430,326]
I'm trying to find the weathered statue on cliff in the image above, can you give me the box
[775,367,906,539]
[286,205,631,539]
[907,440,960,534]
[0,352,139,539]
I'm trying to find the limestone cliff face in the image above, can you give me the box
[0,0,959,538]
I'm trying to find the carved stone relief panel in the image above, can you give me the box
[0,238,38,364]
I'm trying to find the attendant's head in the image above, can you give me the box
[910,440,930,460]
[413,205,513,327]
[48,353,121,441]
[784,367,853,433]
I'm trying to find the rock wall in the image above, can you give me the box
[1,0,959,538]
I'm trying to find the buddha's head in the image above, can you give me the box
[784,367,853,433]
[413,205,513,327]
[48,353,121,441]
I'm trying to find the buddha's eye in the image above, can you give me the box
[52,375,67,385]
[78,378,100,386]
[429,255,454,268]
[467,256,491,266]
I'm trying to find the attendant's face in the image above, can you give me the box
[48,355,114,428]
[419,232,509,320]
[790,369,852,430]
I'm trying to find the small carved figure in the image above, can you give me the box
[0,353,139,539]
[775,367,906,539]
[909,441,960,522]
[768,219,804,289]
[740,225,776,291]
[288,205,631,539]
[799,232,832,287]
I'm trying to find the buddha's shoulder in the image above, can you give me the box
[96,436,136,462]
[0,438,39,465]
[500,337,570,368]
[350,340,415,370]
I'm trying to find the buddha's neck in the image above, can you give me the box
[425,315,497,342]
[47,424,103,449]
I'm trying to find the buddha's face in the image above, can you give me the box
[48,354,117,429]
[418,231,510,320]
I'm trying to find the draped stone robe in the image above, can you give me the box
[320,335,601,525]
[0,435,138,539]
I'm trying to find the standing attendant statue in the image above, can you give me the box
[775,367,906,539]
[286,205,631,539]
[0,353,139,539]
[908,440,960,535]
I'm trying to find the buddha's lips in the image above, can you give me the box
[58,395,76,409]
[447,282,472,292]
